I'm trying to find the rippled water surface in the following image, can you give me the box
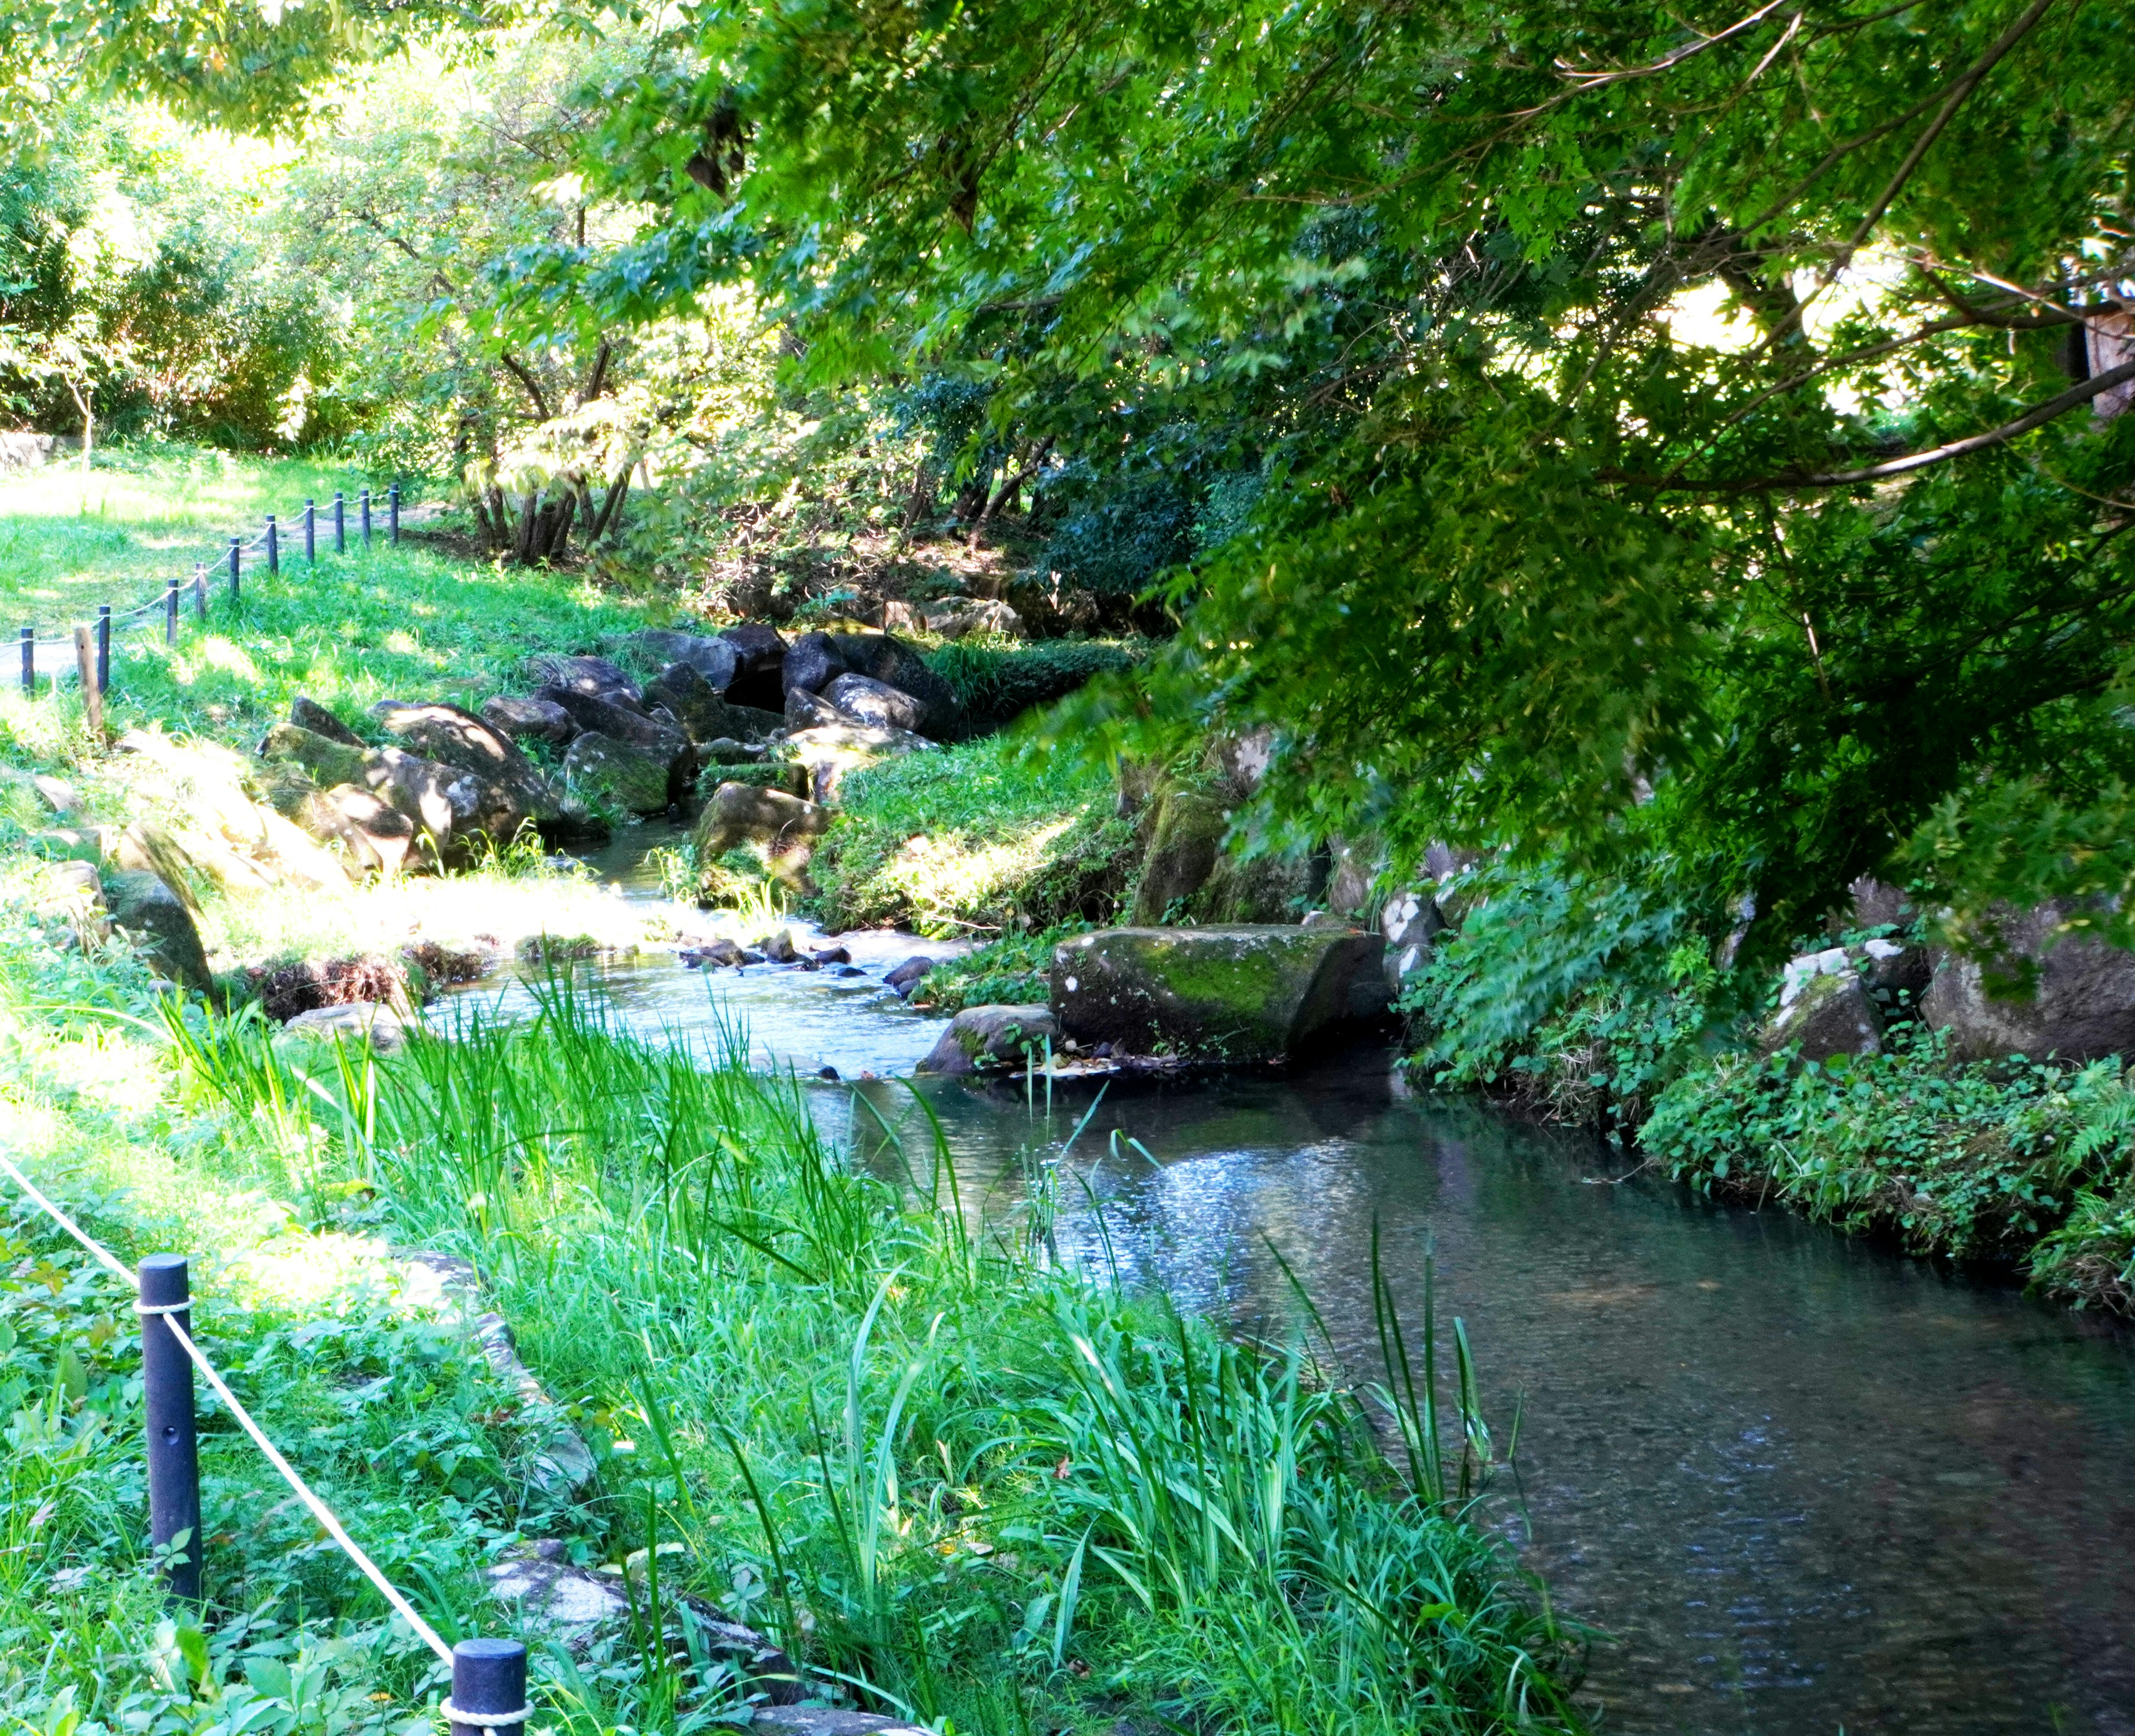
[469,837,2135,1734]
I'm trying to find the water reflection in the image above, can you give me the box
[829,1058,2135,1736]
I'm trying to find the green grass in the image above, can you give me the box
[811,733,1142,939]
[0,443,401,632]
[925,639,1146,737]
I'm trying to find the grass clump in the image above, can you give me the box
[909,923,1094,1014]
[166,988,1588,1734]
[926,638,1144,735]
[1644,1028,2135,1311]
[811,733,1140,939]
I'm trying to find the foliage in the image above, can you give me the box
[1644,1027,2135,1311]
[910,923,1095,1016]
[164,986,1587,1733]
[811,733,1141,939]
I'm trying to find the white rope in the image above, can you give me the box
[134,1300,190,1316]
[438,1703,530,1727]
[0,1149,455,1666]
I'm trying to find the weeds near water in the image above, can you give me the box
[161,985,1588,1734]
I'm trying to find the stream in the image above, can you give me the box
[456,831,2135,1735]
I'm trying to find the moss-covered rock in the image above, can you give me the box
[1050,925,1383,1063]
[1128,789,1226,924]
[916,1004,1061,1076]
[103,869,211,993]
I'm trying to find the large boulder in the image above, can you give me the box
[781,631,848,696]
[828,633,961,737]
[300,785,416,875]
[1051,926,1384,1064]
[370,747,527,853]
[622,629,739,691]
[537,685,682,755]
[562,732,676,817]
[261,721,368,791]
[103,870,211,992]
[785,686,852,731]
[480,695,577,747]
[1762,951,1885,1063]
[374,702,559,824]
[694,782,832,856]
[1922,904,2135,1060]
[1129,789,1226,925]
[823,673,926,734]
[916,1005,1060,1076]
[1196,843,1327,925]
[782,723,933,804]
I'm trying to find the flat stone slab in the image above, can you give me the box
[752,1710,930,1736]
[1051,925,1383,1064]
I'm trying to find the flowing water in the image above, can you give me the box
[461,837,2135,1735]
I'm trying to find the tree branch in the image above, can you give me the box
[499,352,552,422]
[1619,357,2135,493]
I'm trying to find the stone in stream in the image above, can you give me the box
[644,661,770,745]
[562,731,678,816]
[694,785,832,888]
[683,938,747,969]
[883,956,934,998]
[289,695,364,746]
[301,785,416,876]
[102,869,211,992]
[621,629,739,691]
[782,629,848,695]
[279,1000,410,1053]
[822,672,927,734]
[917,1004,1061,1076]
[538,684,689,760]
[480,693,577,746]
[782,722,934,804]
[755,929,799,963]
[373,701,560,825]
[1051,926,1384,1064]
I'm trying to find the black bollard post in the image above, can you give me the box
[138,1254,203,1606]
[389,483,400,545]
[447,1639,527,1736]
[266,515,279,576]
[360,488,372,550]
[165,576,179,644]
[304,499,316,565]
[227,537,241,602]
[18,627,31,696]
[334,492,345,554]
[97,604,110,692]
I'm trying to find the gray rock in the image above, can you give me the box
[538,685,689,761]
[361,745,526,857]
[1129,789,1226,925]
[782,630,848,695]
[701,736,769,765]
[289,695,363,746]
[480,695,577,746]
[918,1005,1061,1076]
[1922,903,2135,1060]
[102,870,210,991]
[786,686,852,731]
[1763,955,1883,1063]
[644,661,745,744]
[563,731,677,816]
[1849,876,1917,933]
[1051,926,1384,1064]
[300,785,416,875]
[752,1712,929,1736]
[694,785,832,881]
[828,633,961,737]
[375,702,559,825]
[483,1550,629,1649]
[622,629,739,690]
[782,723,934,805]
[1862,936,1932,1004]
[281,1001,410,1053]
[31,775,80,819]
[528,653,639,702]
[1379,885,1447,989]
[756,929,799,963]
[719,623,788,671]
[883,956,934,996]
[822,673,926,733]
[261,721,369,792]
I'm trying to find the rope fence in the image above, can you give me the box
[12,484,404,712]
[0,1148,527,1735]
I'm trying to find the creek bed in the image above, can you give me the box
[460,831,2135,1735]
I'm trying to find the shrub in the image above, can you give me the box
[926,638,1144,735]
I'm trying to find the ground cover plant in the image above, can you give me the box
[165,983,1590,1734]
[810,732,1141,941]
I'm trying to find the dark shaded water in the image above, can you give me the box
[466,844,2135,1734]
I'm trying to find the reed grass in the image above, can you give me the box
[166,986,1587,1734]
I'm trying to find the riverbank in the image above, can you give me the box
[0,451,1587,1733]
